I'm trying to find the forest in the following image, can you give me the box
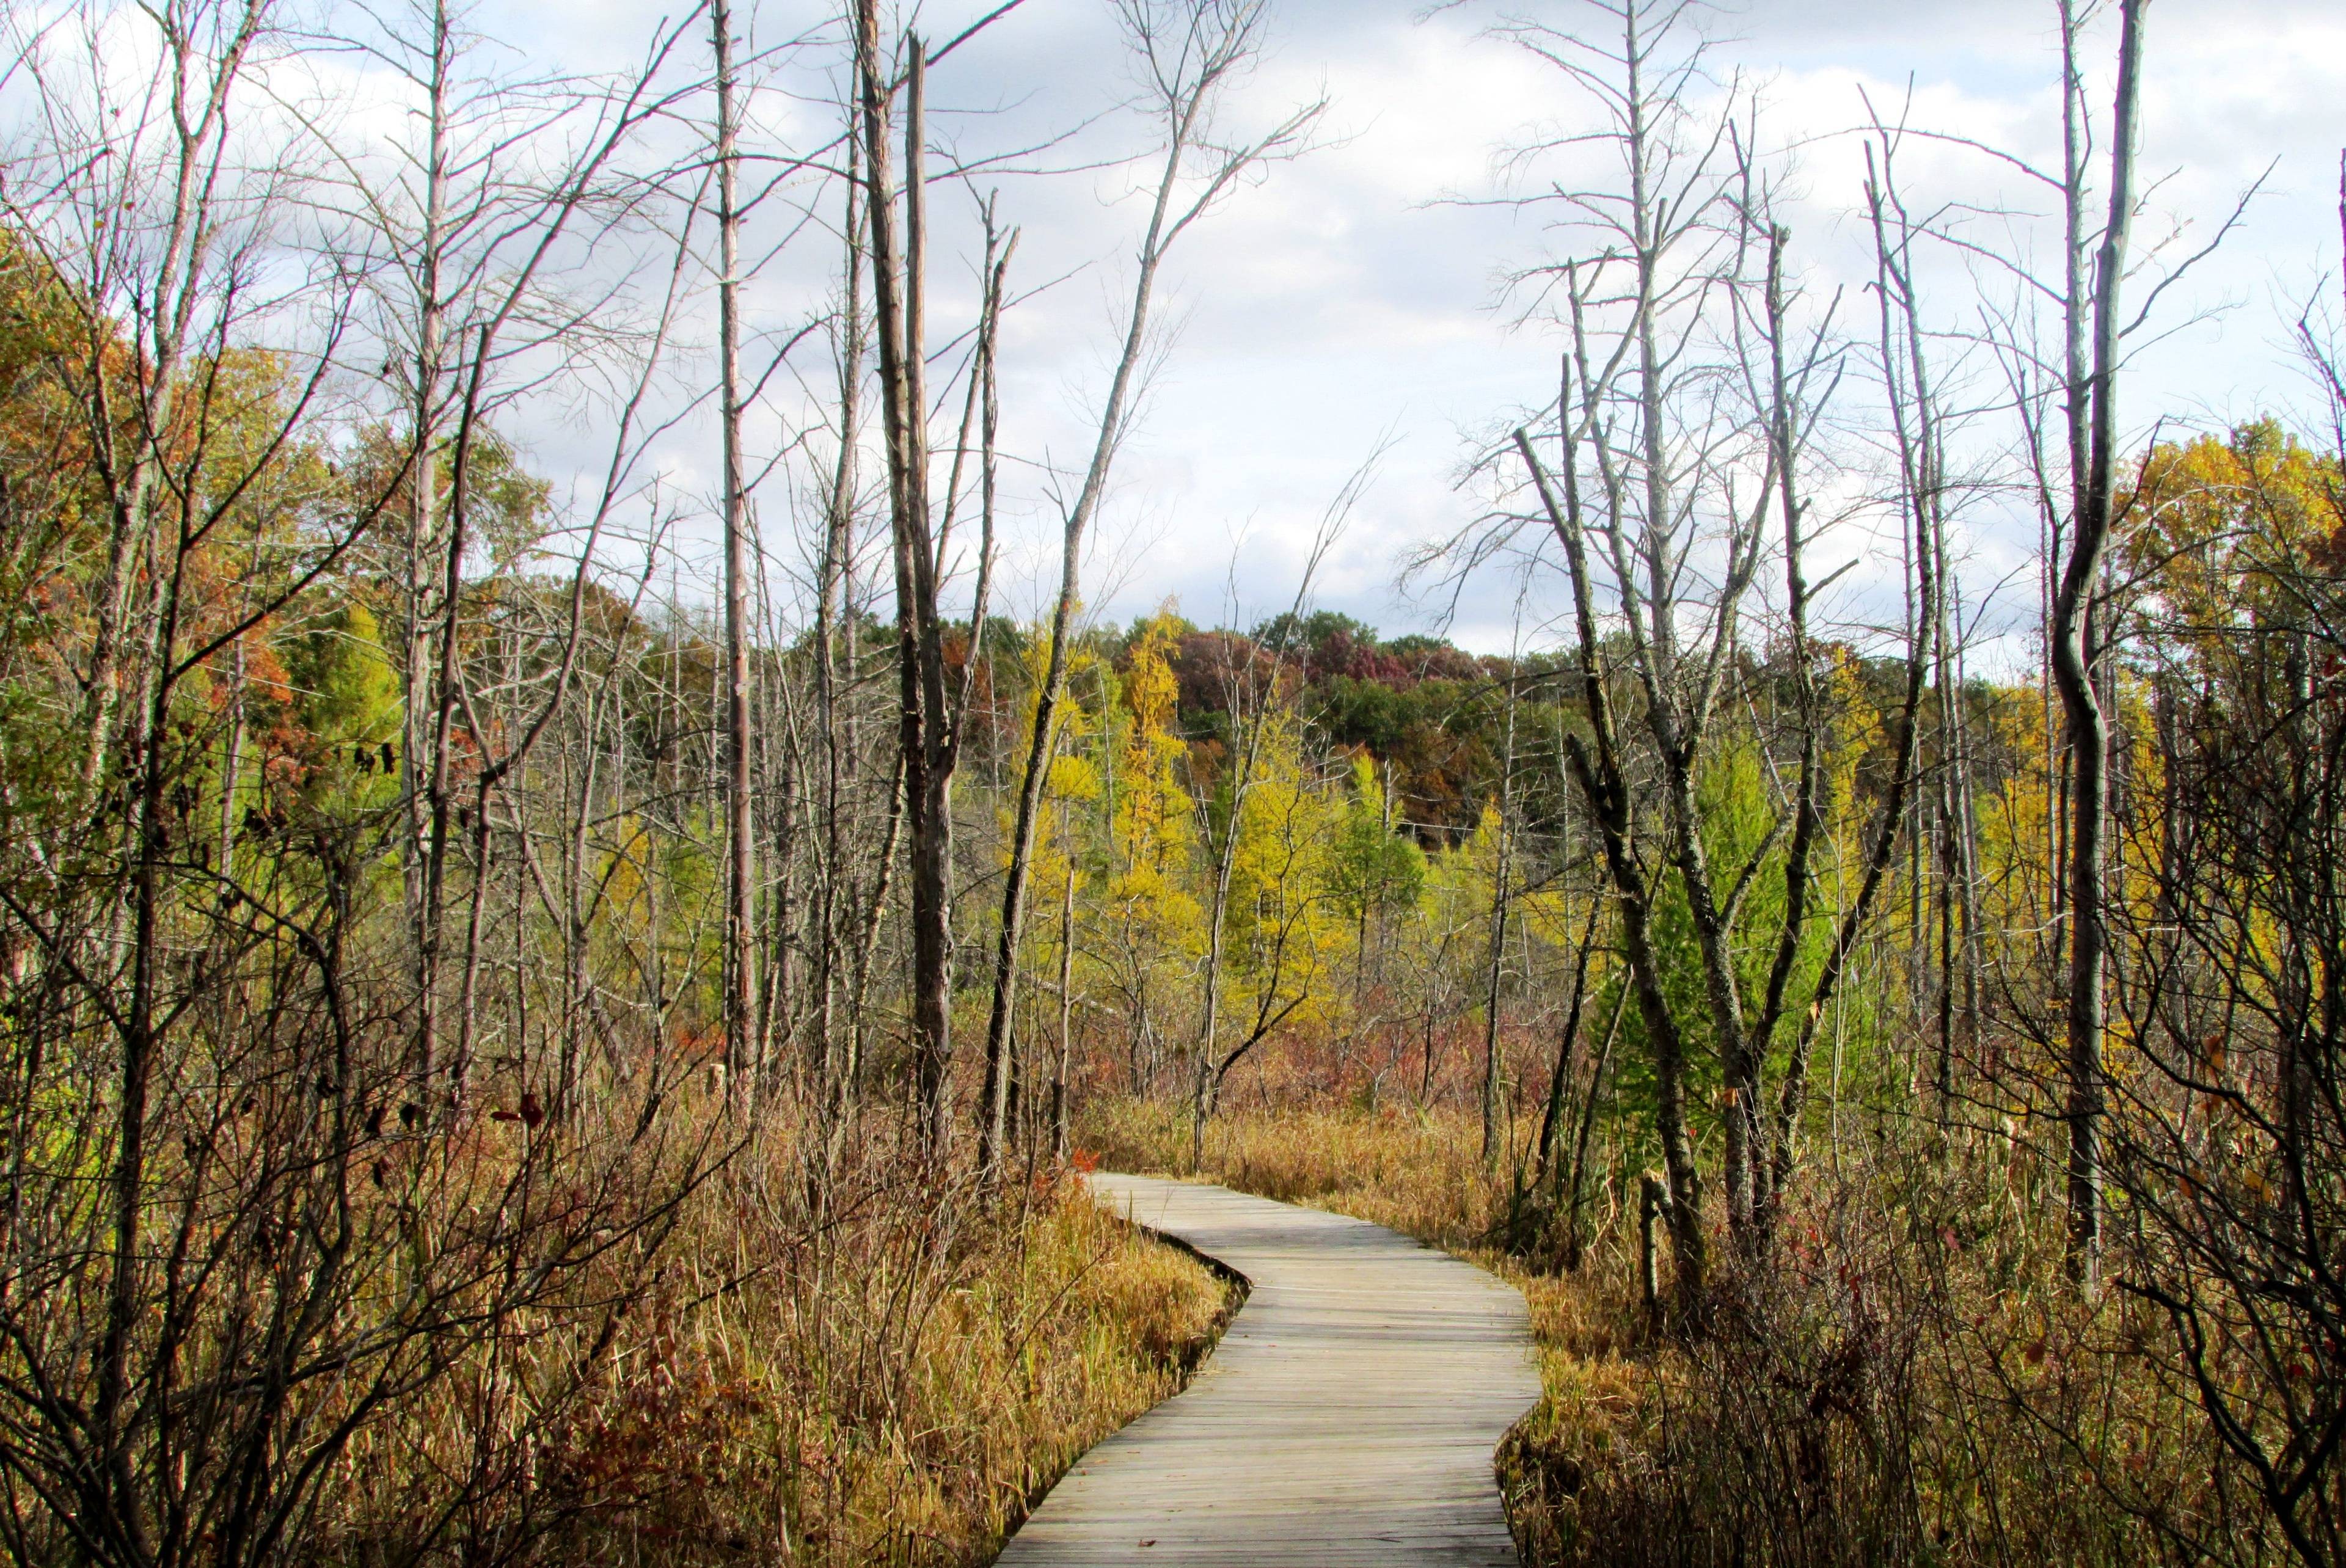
[0,0,2341,1563]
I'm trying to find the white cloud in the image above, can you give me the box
[408,0,2346,655]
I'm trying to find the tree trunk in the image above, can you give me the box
[2051,0,2146,1296]
[857,9,957,1154]
[1533,891,1605,1190]
[1051,860,1076,1164]
[714,0,758,1094]
[1480,680,1516,1170]
[1518,419,1709,1314]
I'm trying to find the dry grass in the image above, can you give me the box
[268,1101,1235,1568]
[526,1133,1236,1567]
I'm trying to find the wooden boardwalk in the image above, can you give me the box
[997,1173,1541,1567]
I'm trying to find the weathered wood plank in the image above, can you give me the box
[996,1173,1541,1566]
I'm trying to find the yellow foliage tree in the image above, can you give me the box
[1109,613,1194,903]
[1220,712,1342,1041]
[1094,612,1204,1078]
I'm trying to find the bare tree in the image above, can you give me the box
[853,3,957,1150]
[1482,0,1937,1306]
[975,0,1324,1177]
[712,0,758,1089]
[1480,665,1518,1169]
[2047,0,2146,1294]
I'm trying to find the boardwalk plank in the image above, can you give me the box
[996,1173,1541,1567]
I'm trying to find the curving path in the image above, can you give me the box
[997,1173,1542,1567]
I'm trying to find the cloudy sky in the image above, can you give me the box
[470,0,2346,655]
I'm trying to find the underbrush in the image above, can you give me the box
[513,1127,1236,1567]
[7,1081,1231,1568]
[1080,1095,2303,1568]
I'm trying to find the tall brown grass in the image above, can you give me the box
[495,1123,1233,1567]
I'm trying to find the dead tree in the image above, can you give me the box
[710,0,759,1089]
[1481,669,1518,1170]
[853,6,956,1150]
[2047,0,2146,1294]
[977,0,1325,1174]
